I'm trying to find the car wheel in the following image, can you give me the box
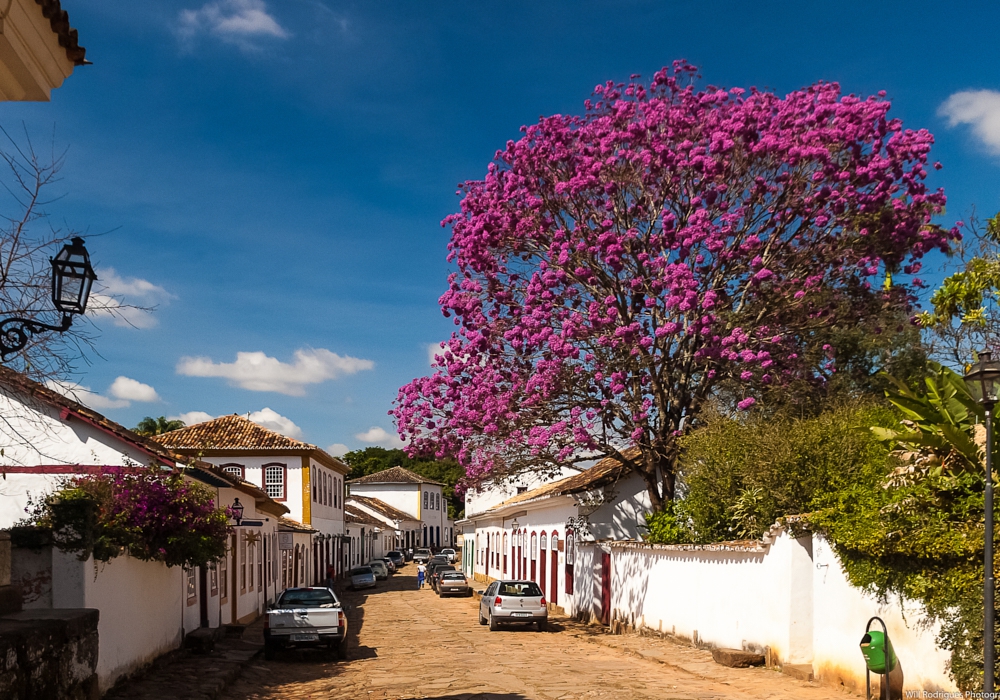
[264,643,277,661]
[479,608,487,626]
[536,619,547,632]
[438,590,444,598]
[488,610,499,632]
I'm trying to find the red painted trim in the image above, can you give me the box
[0,465,146,474]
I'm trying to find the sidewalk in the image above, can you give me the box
[103,620,263,700]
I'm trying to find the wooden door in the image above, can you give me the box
[551,549,558,605]
[539,544,547,594]
[600,550,611,626]
[198,566,208,627]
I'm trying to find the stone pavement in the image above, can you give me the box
[218,568,860,700]
[103,624,261,700]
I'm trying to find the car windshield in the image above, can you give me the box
[350,567,373,576]
[442,549,455,554]
[442,572,465,580]
[368,561,385,568]
[499,582,544,597]
[415,549,431,555]
[388,551,402,557]
[278,589,339,608]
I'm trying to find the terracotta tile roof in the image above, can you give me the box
[277,517,315,533]
[36,0,88,65]
[347,495,417,524]
[158,414,314,450]
[486,447,641,513]
[348,465,445,487]
[345,506,385,528]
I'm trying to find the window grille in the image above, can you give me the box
[264,465,285,499]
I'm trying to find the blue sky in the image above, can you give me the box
[7,0,1000,454]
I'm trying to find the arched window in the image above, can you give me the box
[540,533,547,551]
[530,532,537,559]
[550,532,559,552]
[565,528,575,595]
[221,463,245,480]
[502,533,508,574]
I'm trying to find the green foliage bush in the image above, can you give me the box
[340,447,465,519]
[22,467,231,569]
[668,400,897,543]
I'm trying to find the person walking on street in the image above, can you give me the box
[417,562,427,589]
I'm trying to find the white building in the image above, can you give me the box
[458,448,651,612]
[157,415,350,583]
[344,506,385,566]
[0,366,289,690]
[347,494,421,555]
[347,466,454,549]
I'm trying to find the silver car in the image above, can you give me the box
[479,580,547,631]
[366,560,389,580]
[349,566,376,590]
[438,571,472,597]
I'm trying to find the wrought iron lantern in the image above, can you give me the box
[231,498,244,526]
[966,350,1000,408]
[0,237,97,361]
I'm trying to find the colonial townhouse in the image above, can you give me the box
[157,415,350,583]
[344,506,386,566]
[458,448,650,615]
[346,494,421,555]
[347,466,454,549]
[0,366,289,691]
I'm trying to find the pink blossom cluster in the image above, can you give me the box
[392,61,958,486]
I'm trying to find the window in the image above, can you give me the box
[210,562,218,596]
[220,553,228,601]
[334,477,339,508]
[221,463,244,480]
[258,537,263,586]
[435,493,440,510]
[312,467,317,502]
[263,463,286,500]
[249,540,254,590]
[516,485,528,494]
[322,471,328,506]
[531,532,537,559]
[565,529,575,595]
[423,491,428,509]
[540,533,547,551]
[186,568,197,603]
[240,532,247,591]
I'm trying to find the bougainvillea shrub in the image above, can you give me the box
[24,467,231,568]
[394,62,958,507]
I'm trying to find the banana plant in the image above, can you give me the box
[871,362,988,475]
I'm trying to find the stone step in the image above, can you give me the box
[711,648,765,668]
[782,663,814,681]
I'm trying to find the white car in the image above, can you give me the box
[265,587,347,659]
[440,548,457,563]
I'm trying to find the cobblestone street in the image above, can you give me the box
[220,568,859,700]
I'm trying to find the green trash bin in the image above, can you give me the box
[860,629,896,674]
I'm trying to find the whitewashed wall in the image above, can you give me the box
[580,531,954,693]
[52,549,183,692]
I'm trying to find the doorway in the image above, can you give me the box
[600,550,611,626]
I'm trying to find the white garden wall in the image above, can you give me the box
[580,530,955,693]
[52,549,183,692]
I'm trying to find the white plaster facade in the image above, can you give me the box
[347,467,453,549]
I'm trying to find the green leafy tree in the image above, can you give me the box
[921,211,1000,367]
[341,447,465,519]
[133,416,185,437]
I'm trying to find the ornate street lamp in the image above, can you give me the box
[0,237,97,361]
[965,349,1000,694]
[511,518,519,532]
[231,498,245,526]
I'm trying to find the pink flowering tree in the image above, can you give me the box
[393,62,958,510]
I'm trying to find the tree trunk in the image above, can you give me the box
[638,445,676,512]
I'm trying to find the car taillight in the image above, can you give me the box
[540,597,546,607]
[494,596,502,607]
[264,614,270,629]
[338,611,345,627]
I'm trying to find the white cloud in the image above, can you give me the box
[326,443,350,457]
[247,408,302,439]
[354,426,405,449]
[109,376,160,403]
[45,380,129,410]
[939,90,1000,154]
[176,348,374,396]
[169,411,215,426]
[427,342,444,367]
[88,268,174,329]
[178,0,289,47]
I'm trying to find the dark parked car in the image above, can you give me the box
[438,571,472,597]
[386,551,405,568]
